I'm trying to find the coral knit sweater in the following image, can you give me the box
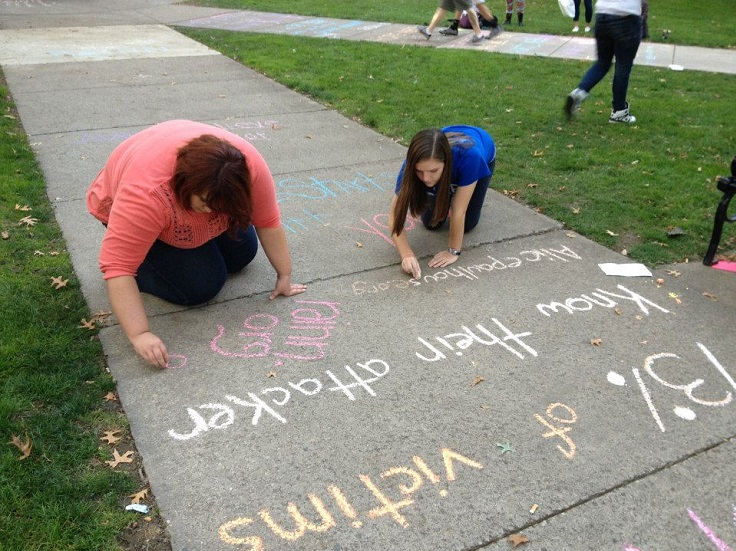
[87,120,280,280]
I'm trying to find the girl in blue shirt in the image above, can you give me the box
[390,125,496,278]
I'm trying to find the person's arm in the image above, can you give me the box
[428,182,476,268]
[255,225,307,299]
[107,275,169,368]
[389,194,421,278]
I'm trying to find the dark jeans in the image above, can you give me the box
[573,0,592,23]
[422,159,495,232]
[578,13,642,111]
[136,225,258,306]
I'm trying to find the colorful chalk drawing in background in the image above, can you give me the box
[210,300,341,365]
[607,342,735,432]
[218,447,484,549]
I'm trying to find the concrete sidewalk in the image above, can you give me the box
[2,2,736,551]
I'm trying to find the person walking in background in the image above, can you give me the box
[504,0,525,26]
[389,126,496,279]
[440,0,502,39]
[418,0,486,42]
[564,0,642,124]
[572,0,593,32]
[87,119,307,368]
[641,0,649,39]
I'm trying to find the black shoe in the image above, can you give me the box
[439,27,459,35]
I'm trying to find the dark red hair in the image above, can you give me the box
[172,134,252,235]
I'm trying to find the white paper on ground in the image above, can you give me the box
[598,262,653,277]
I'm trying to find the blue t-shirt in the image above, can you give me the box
[395,125,496,195]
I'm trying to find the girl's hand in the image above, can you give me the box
[428,250,460,268]
[269,275,307,299]
[401,256,422,278]
[131,331,169,369]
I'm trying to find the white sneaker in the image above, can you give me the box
[572,25,580,32]
[564,87,588,120]
[584,26,591,32]
[609,103,637,124]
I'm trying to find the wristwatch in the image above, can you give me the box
[448,248,461,256]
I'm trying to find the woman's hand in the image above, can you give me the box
[401,256,422,278]
[428,250,460,269]
[269,274,307,299]
[131,331,169,369]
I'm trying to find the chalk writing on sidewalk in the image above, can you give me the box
[210,300,340,365]
[536,284,670,318]
[281,208,328,235]
[167,359,389,441]
[415,317,537,363]
[608,342,735,432]
[627,505,735,551]
[352,244,583,296]
[275,172,392,204]
[218,447,484,549]
[534,402,578,460]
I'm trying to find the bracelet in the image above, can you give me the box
[448,248,461,256]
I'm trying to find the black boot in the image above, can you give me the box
[439,18,459,35]
[517,12,524,26]
[505,12,512,25]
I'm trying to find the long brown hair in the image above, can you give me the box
[172,134,252,235]
[391,129,452,236]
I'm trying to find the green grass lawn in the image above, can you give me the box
[1,0,735,549]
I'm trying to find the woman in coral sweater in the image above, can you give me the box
[87,120,306,368]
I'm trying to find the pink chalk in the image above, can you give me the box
[712,260,736,273]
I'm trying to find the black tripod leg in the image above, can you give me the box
[703,191,735,266]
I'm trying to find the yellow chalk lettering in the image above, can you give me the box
[534,413,576,459]
[441,448,484,481]
[359,474,413,528]
[259,494,336,541]
[412,455,441,484]
[328,485,357,520]
[381,467,423,496]
[218,517,263,550]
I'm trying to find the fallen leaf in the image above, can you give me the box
[1,231,9,240]
[614,307,622,315]
[590,338,603,346]
[78,318,96,330]
[565,231,576,238]
[34,250,45,256]
[14,204,32,211]
[471,375,484,387]
[532,150,544,157]
[266,371,276,378]
[9,433,32,460]
[667,226,686,238]
[666,270,681,277]
[104,391,117,402]
[129,488,149,504]
[605,230,619,236]
[571,207,581,214]
[105,449,134,468]
[668,292,682,304]
[100,430,121,444]
[50,276,68,289]
[355,242,363,248]
[508,533,529,547]
[526,183,538,188]
[703,292,718,301]
[18,215,38,227]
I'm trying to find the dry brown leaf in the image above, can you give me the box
[1,231,9,240]
[703,292,718,301]
[508,533,530,547]
[266,371,276,378]
[605,230,619,236]
[532,150,545,157]
[571,207,581,214]
[471,375,484,387]
[666,269,681,277]
[100,430,121,445]
[104,391,117,402]
[14,204,32,211]
[9,433,32,460]
[18,215,38,227]
[590,338,603,347]
[105,448,134,468]
[50,276,68,289]
[614,307,622,316]
[78,318,96,330]
[355,242,363,248]
[129,488,149,504]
